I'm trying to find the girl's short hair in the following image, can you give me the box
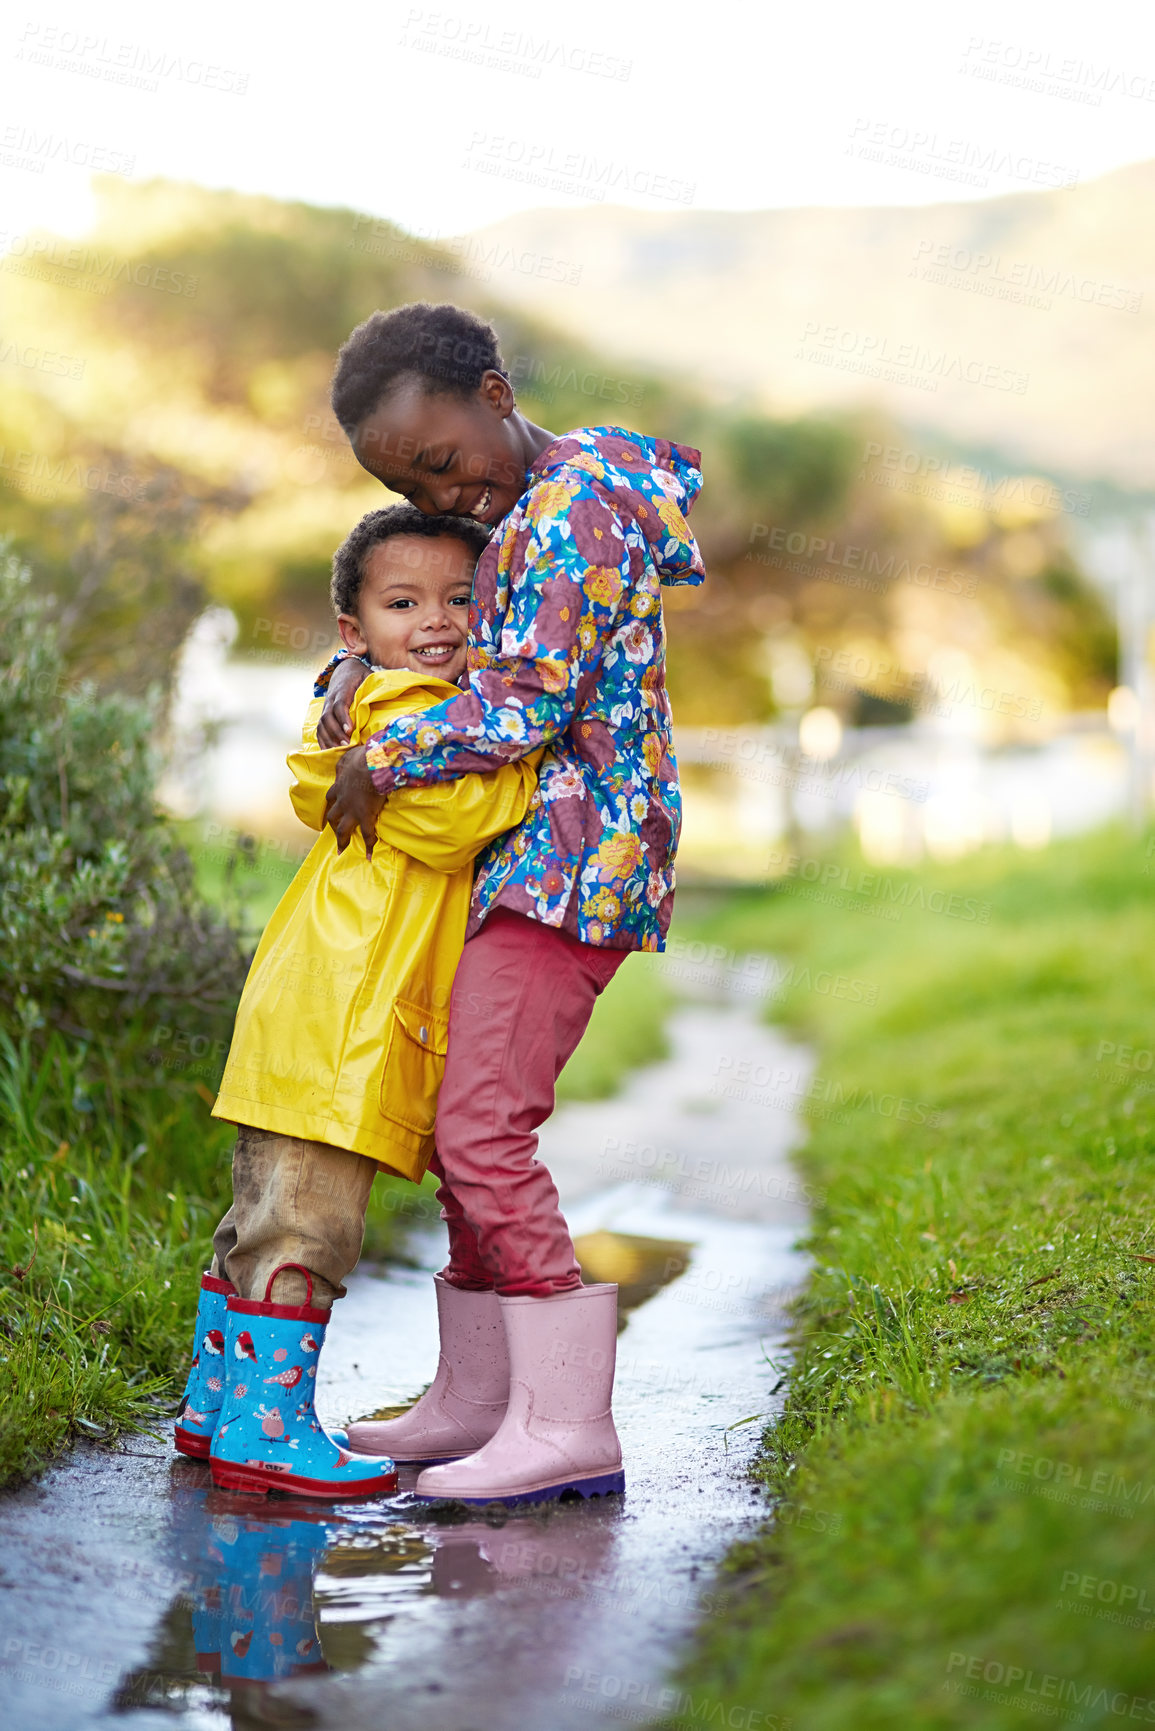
[330,504,490,616]
[331,302,508,436]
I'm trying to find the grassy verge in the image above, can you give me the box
[179,821,309,942]
[667,828,1155,1729]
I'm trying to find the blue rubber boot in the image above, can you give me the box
[175,1272,236,1460]
[210,1263,398,1500]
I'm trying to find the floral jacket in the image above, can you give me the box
[329,427,705,951]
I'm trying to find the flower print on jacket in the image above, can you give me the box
[618,620,652,665]
[320,428,705,952]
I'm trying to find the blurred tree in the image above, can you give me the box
[720,413,861,527]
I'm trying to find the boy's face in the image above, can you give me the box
[338,533,473,682]
[352,371,527,528]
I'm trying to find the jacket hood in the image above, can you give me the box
[529,427,706,587]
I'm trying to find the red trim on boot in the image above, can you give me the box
[262,1261,320,1307]
[209,1459,398,1499]
[226,1295,331,1326]
[174,1426,213,1460]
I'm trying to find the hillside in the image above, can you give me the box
[460,160,1155,487]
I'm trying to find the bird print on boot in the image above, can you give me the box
[259,1405,286,1439]
[264,1364,304,1390]
[202,1330,225,1394]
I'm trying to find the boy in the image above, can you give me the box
[176,505,539,1499]
[316,303,705,1506]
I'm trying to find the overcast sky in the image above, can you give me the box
[3,0,1154,241]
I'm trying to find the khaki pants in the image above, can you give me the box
[211,1126,377,1309]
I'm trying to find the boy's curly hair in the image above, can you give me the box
[331,504,490,616]
[331,302,508,436]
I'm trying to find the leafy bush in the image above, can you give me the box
[0,545,249,1073]
[0,545,252,1479]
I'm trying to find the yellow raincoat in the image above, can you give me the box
[212,670,540,1181]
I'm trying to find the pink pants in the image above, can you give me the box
[431,908,626,1296]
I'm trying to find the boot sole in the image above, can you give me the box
[422,1469,625,1508]
[174,1426,213,1460]
[210,1459,398,1499]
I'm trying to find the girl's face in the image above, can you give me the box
[351,371,530,528]
[337,533,473,682]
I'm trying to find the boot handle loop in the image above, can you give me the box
[264,1262,314,1306]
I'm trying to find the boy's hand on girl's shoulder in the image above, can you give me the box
[318,657,369,748]
[324,745,387,858]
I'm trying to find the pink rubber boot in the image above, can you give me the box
[414,1283,624,1506]
[346,1276,509,1464]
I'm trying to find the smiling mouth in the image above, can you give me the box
[412,643,460,662]
[468,484,493,521]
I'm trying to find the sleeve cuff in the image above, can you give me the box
[313,647,364,699]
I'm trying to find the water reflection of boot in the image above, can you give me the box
[208,1493,333,1685]
[347,1277,509,1464]
[190,1519,226,1676]
[416,1284,624,1507]
[426,1507,620,1605]
[428,1534,499,1597]
[210,1263,397,1499]
[112,1483,334,1717]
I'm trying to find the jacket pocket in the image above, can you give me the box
[380,997,450,1136]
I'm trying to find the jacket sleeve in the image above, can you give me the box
[287,699,335,831]
[287,737,541,867]
[288,688,542,869]
[375,752,542,873]
[364,476,637,792]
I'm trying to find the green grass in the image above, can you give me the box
[178,819,308,942]
[666,828,1155,1729]
[0,1030,231,1483]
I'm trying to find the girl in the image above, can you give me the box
[317,303,706,1505]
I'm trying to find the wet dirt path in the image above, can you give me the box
[0,960,813,1731]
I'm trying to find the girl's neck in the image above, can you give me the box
[517,414,560,471]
